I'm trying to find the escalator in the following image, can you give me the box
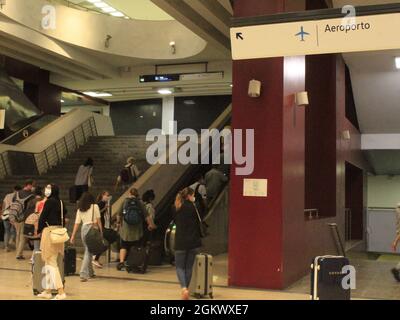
[111,104,232,264]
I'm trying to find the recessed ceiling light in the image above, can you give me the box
[101,6,116,13]
[94,2,108,8]
[110,11,125,17]
[183,100,195,105]
[158,88,173,95]
[396,57,400,69]
[83,91,112,97]
[60,99,65,103]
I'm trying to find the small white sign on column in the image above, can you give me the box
[243,179,268,197]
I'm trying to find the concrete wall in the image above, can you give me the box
[368,175,400,208]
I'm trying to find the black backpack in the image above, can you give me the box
[123,198,143,225]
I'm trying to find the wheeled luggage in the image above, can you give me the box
[126,246,149,274]
[189,253,213,299]
[147,241,164,266]
[311,255,351,300]
[64,247,76,276]
[32,251,64,295]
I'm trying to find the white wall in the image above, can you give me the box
[368,175,400,208]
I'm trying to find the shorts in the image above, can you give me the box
[120,239,141,250]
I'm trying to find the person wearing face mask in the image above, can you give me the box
[37,184,68,300]
[173,187,202,300]
[92,191,111,268]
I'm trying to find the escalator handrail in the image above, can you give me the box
[0,113,46,144]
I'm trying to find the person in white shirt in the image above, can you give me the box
[70,192,102,282]
[1,185,21,251]
[74,158,94,201]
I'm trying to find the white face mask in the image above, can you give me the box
[44,188,52,198]
[191,197,196,203]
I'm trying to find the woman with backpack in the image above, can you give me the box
[70,192,102,282]
[116,188,154,271]
[173,187,202,300]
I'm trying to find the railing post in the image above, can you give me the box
[81,124,86,142]
[72,130,78,150]
[64,136,69,155]
[1,153,8,176]
[54,144,60,163]
[44,149,50,171]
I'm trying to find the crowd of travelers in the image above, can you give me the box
[0,156,229,300]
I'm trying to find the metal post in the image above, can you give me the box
[81,124,86,142]
[64,136,69,155]
[72,130,78,150]
[1,153,8,176]
[44,149,50,170]
[54,143,60,163]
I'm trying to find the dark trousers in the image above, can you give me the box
[75,185,89,202]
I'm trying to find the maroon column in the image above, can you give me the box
[229,0,306,289]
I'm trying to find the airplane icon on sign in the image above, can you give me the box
[295,26,310,42]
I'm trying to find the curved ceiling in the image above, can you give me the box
[1,0,207,59]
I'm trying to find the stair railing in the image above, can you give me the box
[0,117,97,178]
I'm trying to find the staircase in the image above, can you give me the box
[0,135,152,251]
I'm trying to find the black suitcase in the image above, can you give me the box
[147,241,164,266]
[126,246,149,274]
[311,255,351,300]
[64,247,76,276]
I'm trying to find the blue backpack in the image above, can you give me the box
[123,198,143,225]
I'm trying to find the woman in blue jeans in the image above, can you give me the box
[174,187,202,300]
[70,192,102,282]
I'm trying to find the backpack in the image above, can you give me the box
[120,165,133,184]
[24,212,40,239]
[8,193,34,223]
[123,198,143,226]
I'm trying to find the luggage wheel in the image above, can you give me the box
[33,289,39,296]
[209,293,214,299]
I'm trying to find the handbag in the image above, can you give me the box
[49,201,70,244]
[85,205,108,256]
[193,203,208,238]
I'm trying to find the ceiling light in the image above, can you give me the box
[183,100,195,105]
[60,99,65,103]
[101,6,116,13]
[87,0,101,3]
[396,57,400,69]
[94,2,108,8]
[110,11,125,17]
[158,88,173,95]
[83,91,112,97]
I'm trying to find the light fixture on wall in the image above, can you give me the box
[248,79,261,98]
[395,57,400,69]
[169,41,176,55]
[295,91,309,106]
[342,130,351,140]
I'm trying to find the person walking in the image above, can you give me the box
[173,187,202,300]
[115,157,140,191]
[70,192,102,282]
[37,184,68,300]
[92,191,111,268]
[1,185,21,252]
[116,188,154,271]
[74,158,94,201]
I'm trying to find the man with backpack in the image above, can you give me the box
[1,185,21,252]
[116,188,155,271]
[8,180,35,260]
[115,157,141,191]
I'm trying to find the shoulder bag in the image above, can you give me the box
[49,201,70,244]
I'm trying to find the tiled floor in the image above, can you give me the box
[1,247,399,300]
[0,249,307,300]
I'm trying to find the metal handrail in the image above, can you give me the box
[0,117,97,178]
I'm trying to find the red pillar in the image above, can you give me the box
[228,0,307,289]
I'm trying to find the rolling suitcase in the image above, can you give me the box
[189,253,213,299]
[64,247,76,276]
[126,246,149,274]
[311,255,351,300]
[147,241,164,266]
[32,251,64,295]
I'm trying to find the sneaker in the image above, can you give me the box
[53,293,67,300]
[92,260,103,269]
[391,268,400,282]
[16,256,25,260]
[80,278,88,282]
[116,262,125,271]
[90,274,96,279]
[37,292,52,299]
